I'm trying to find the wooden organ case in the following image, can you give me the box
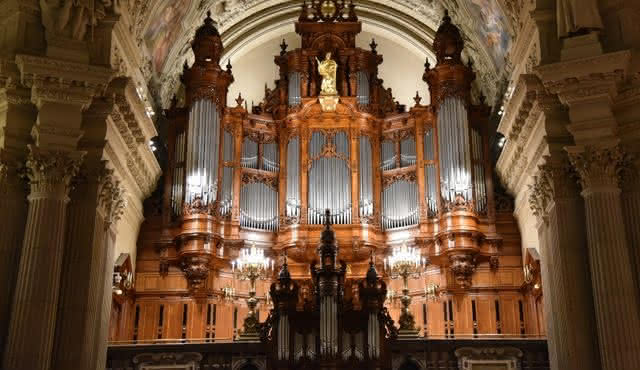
[114,2,546,367]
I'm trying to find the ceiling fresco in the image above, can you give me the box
[138,0,518,108]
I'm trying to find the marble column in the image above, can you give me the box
[621,159,640,293]
[51,161,126,370]
[0,86,34,362]
[568,145,640,370]
[95,226,118,369]
[529,154,600,370]
[2,146,84,370]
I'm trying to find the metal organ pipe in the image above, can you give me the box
[400,136,416,167]
[381,140,396,171]
[262,142,279,172]
[286,137,300,218]
[356,71,370,106]
[437,97,473,205]
[241,137,258,169]
[172,131,186,216]
[185,99,221,206]
[471,128,487,214]
[288,72,302,106]
[240,182,278,231]
[308,132,351,224]
[423,127,437,216]
[382,180,419,230]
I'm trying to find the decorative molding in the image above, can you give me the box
[181,255,212,291]
[449,253,476,288]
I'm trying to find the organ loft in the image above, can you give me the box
[107,1,547,369]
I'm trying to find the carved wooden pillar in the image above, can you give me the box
[3,147,84,370]
[0,85,34,359]
[529,153,600,370]
[350,127,359,224]
[371,134,382,226]
[414,115,427,222]
[232,121,243,224]
[278,127,288,225]
[300,126,309,224]
[568,145,640,370]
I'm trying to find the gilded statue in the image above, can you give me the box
[317,52,338,96]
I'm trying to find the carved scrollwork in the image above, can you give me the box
[182,195,210,216]
[382,170,417,188]
[449,253,476,288]
[244,130,277,144]
[242,171,279,190]
[441,193,474,213]
[181,255,211,291]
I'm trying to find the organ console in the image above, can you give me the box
[112,2,546,366]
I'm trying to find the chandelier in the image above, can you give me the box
[233,245,273,340]
[384,243,427,337]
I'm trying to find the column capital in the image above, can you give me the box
[566,145,631,194]
[528,154,578,221]
[98,168,127,228]
[25,145,85,200]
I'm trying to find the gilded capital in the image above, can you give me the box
[567,145,630,194]
[25,145,85,200]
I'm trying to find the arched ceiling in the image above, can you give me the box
[138,0,519,109]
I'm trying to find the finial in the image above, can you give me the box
[413,91,422,106]
[236,93,244,107]
[278,251,291,281]
[443,9,451,23]
[370,39,378,54]
[424,57,430,70]
[226,59,232,71]
[467,58,473,68]
[324,208,332,227]
[366,250,378,283]
[183,59,189,70]
[206,10,212,19]
[280,39,288,56]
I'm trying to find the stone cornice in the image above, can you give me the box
[535,50,632,86]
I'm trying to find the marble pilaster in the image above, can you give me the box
[568,145,640,370]
[2,146,84,370]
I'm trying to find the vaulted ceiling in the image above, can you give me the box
[133,0,521,109]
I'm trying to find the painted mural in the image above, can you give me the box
[466,0,511,70]
[145,0,193,73]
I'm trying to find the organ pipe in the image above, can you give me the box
[471,127,487,214]
[356,71,370,106]
[308,131,351,224]
[437,96,473,205]
[400,136,417,167]
[359,136,373,218]
[185,99,221,206]
[242,137,258,169]
[423,127,437,216]
[262,142,279,172]
[240,182,279,231]
[171,131,186,216]
[288,72,302,106]
[286,137,300,218]
[382,180,419,230]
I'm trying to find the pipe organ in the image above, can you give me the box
[117,4,545,368]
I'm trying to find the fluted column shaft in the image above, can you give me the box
[530,156,600,370]
[94,227,118,369]
[51,164,120,370]
[3,147,83,370]
[621,164,640,293]
[569,146,640,370]
[0,163,27,361]
[0,87,36,362]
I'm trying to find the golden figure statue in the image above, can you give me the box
[317,52,338,96]
[317,52,339,111]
